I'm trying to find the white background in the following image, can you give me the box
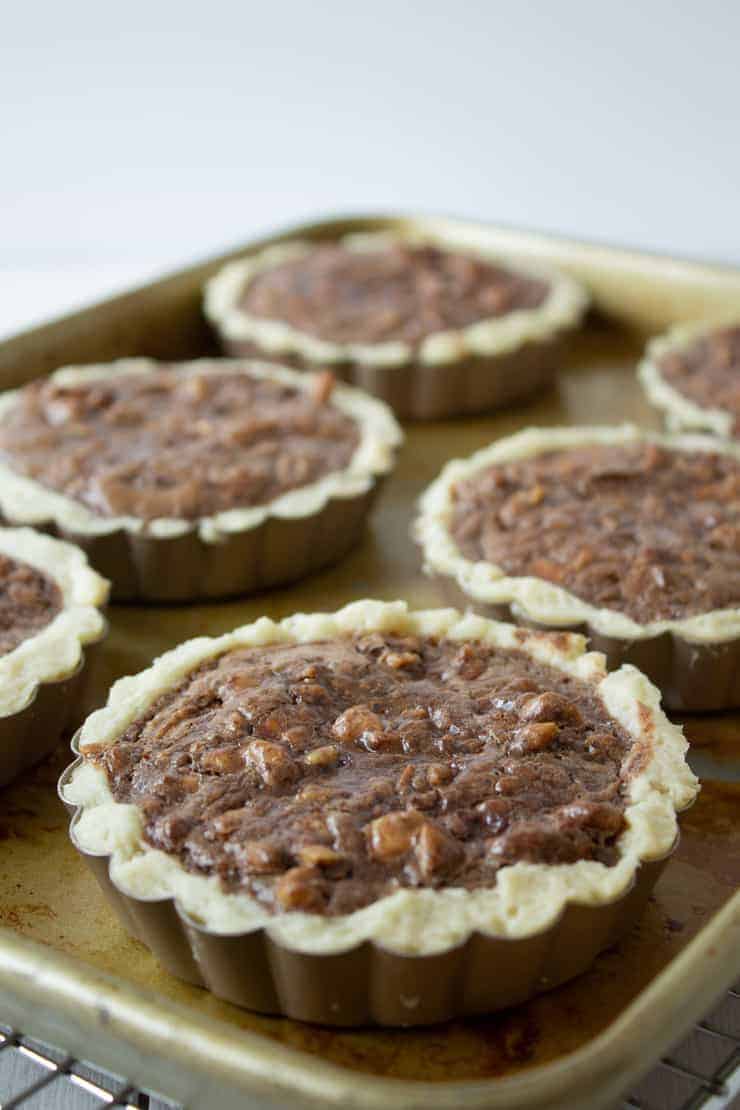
[2,0,739,337]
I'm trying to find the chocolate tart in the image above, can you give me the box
[59,600,696,1027]
[203,231,589,420]
[639,318,740,439]
[0,526,108,787]
[0,358,402,602]
[416,426,740,712]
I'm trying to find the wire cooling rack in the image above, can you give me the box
[0,986,738,1109]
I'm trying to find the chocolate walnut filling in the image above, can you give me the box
[451,443,740,624]
[0,369,359,522]
[241,244,549,346]
[658,325,740,436]
[0,554,61,656]
[93,634,634,917]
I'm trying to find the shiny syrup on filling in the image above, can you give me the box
[241,243,549,346]
[451,443,740,623]
[0,368,358,522]
[90,634,636,916]
[0,553,61,656]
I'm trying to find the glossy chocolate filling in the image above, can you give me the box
[451,443,740,623]
[91,634,635,916]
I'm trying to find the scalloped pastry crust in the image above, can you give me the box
[416,424,740,646]
[0,358,403,542]
[63,600,697,957]
[639,317,739,438]
[0,527,108,717]
[204,230,589,370]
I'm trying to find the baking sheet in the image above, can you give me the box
[0,216,737,1109]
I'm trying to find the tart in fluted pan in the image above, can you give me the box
[0,526,108,786]
[639,318,740,439]
[416,425,740,710]
[61,600,696,1026]
[0,358,402,601]
[204,230,588,419]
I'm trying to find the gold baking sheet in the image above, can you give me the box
[0,215,738,1110]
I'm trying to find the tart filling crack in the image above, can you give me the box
[639,318,740,438]
[204,231,588,370]
[63,600,696,957]
[416,425,740,645]
[0,358,402,542]
[0,527,108,717]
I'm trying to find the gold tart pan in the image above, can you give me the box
[2,486,379,604]
[0,629,106,788]
[219,335,569,422]
[436,580,740,713]
[59,745,672,1028]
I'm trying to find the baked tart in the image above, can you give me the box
[416,425,740,711]
[0,526,108,786]
[60,600,696,1026]
[639,318,740,439]
[204,230,588,420]
[0,358,401,601]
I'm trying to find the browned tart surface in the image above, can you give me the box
[658,325,740,435]
[0,369,359,522]
[0,554,61,656]
[451,443,740,623]
[240,243,549,346]
[90,634,636,916]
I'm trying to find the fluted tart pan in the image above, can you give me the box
[639,316,740,439]
[416,424,740,712]
[0,358,402,602]
[0,527,108,787]
[204,229,589,421]
[60,600,697,1026]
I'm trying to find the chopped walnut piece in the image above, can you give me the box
[199,747,244,774]
[366,810,424,862]
[332,705,383,743]
[396,765,415,793]
[222,710,249,738]
[427,762,454,787]
[297,843,345,867]
[274,866,329,912]
[507,721,559,756]
[518,691,583,725]
[380,649,421,670]
[281,725,313,752]
[245,739,298,788]
[414,822,463,881]
[210,808,245,837]
[449,642,487,680]
[495,772,528,796]
[297,783,337,804]
[397,761,452,794]
[239,838,287,874]
[305,744,339,767]
[291,683,328,705]
[558,800,624,834]
[177,773,200,794]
